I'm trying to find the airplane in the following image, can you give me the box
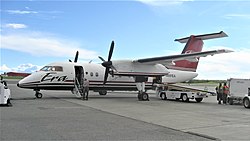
[17,31,232,101]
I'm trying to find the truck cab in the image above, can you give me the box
[227,78,250,108]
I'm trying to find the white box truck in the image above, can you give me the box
[227,78,250,108]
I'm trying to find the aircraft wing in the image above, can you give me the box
[133,49,233,65]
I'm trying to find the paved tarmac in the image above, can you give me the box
[1,80,250,141]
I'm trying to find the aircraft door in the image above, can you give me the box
[74,66,84,86]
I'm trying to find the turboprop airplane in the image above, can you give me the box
[17,31,232,101]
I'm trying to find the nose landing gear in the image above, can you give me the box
[34,89,43,99]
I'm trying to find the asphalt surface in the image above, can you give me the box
[1,82,213,141]
[1,80,250,141]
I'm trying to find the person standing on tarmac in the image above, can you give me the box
[222,82,229,104]
[216,83,223,104]
[83,78,89,100]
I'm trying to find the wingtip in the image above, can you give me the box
[217,49,234,53]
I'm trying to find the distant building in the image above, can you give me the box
[6,72,31,77]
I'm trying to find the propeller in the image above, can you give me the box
[98,41,115,84]
[69,51,79,63]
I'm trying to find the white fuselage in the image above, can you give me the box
[17,61,198,92]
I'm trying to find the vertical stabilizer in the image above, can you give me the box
[174,36,203,71]
[171,31,228,72]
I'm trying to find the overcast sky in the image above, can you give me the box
[1,0,250,80]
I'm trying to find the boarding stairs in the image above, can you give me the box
[74,78,84,98]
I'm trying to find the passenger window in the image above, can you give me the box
[95,72,99,77]
[85,72,88,75]
[90,72,93,77]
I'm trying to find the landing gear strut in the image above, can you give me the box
[34,89,43,99]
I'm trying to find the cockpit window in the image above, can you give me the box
[40,66,51,71]
[53,66,63,71]
[40,66,63,72]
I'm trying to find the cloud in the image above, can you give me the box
[5,23,27,29]
[224,14,250,19]
[0,64,11,72]
[4,9,63,20]
[0,32,98,60]
[15,63,42,72]
[6,10,38,14]
[197,47,250,80]
[0,64,42,73]
[136,0,193,6]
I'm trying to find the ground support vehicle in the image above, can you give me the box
[227,78,250,108]
[156,84,207,102]
[0,81,11,106]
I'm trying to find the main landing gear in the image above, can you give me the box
[34,89,43,99]
[137,92,149,101]
[136,82,149,101]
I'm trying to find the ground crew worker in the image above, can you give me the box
[216,83,223,104]
[222,82,229,104]
[83,78,89,100]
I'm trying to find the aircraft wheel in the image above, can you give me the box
[99,91,107,95]
[195,98,203,103]
[160,92,166,100]
[228,98,234,105]
[6,98,12,106]
[181,94,189,102]
[141,92,149,101]
[243,98,250,108]
[137,93,142,101]
[35,93,43,99]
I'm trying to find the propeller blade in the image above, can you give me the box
[103,68,109,84]
[102,40,115,84]
[74,51,79,63]
[110,65,117,72]
[108,41,114,61]
[98,56,106,62]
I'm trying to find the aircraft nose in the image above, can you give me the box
[17,78,28,88]
[17,80,24,88]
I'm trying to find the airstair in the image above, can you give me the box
[74,77,84,98]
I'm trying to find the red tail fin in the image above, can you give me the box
[174,36,203,72]
[170,31,228,72]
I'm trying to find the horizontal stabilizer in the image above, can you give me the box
[175,31,228,43]
[134,49,233,65]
